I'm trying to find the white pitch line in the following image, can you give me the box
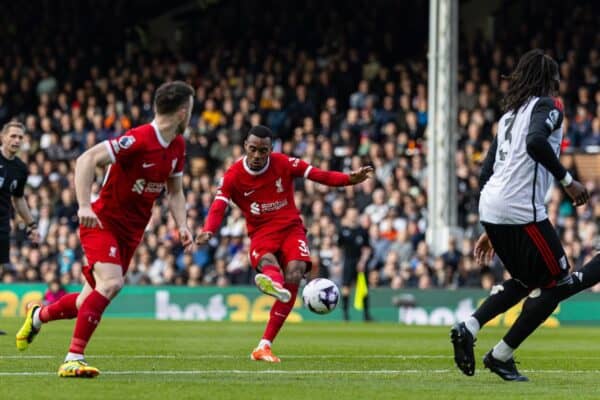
[0,355,55,359]
[0,354,450,360]
[8,354,600,361]
[5,369,600,377]
[0,369,452,377]
[285,355,451,359]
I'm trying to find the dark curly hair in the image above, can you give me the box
[502,49,560,113]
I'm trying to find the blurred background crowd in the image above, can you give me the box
[0,0,598,290]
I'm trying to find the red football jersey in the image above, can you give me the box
[216,153,312,236]
[92,122,185,242]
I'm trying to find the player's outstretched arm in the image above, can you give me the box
[305,165,374,186]
[196,172,233,245]
[348,166,375,184]
[74,142,113,228]
[195,200,228,245]
[167,176,193,251]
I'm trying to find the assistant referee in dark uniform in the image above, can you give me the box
[338,206,372,321]
[0,121,39,335]
[0,121,39,273]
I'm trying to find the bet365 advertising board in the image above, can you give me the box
[2,284,600,326]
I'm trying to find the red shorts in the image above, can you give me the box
[79,225,139,288]
[249,224,312,270]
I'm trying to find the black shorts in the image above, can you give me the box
[0,232,9,264]
[342,259,358,286]
[482,219,569,288]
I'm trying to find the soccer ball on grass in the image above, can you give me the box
[302,278,340,314]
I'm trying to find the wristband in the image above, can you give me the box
[560,172,573,187]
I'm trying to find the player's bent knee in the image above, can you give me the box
[96,277,124,300]
[521,288,560,321]
[92,262,125,299]
[285,262,306,283]
[258,254,279,269]
[76,293,86,309]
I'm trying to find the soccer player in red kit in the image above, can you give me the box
[195,125,373,362]
[16,81,195,377]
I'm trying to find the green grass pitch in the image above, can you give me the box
[2,318,600,399]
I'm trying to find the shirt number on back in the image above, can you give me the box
[499,116,516,161]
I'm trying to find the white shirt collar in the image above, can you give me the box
[242,155,270,175]
[151,120,169,148]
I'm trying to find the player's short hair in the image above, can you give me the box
[502,49,560,113]
[247,125,273,141]
[154,81,195,115]
[1,121,25,135]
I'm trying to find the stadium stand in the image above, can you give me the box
[0,0,597,290]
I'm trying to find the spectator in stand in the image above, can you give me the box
[43,279,67,306]
[0,0,598,290]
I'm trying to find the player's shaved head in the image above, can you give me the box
[247,125,273,141]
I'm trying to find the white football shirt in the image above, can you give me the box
[479,97,563,224]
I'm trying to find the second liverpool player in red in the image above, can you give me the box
[16,81,195,377]
[196,125,373,362]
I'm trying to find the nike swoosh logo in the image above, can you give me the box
[142,163,155,168]
[244,190,255,196]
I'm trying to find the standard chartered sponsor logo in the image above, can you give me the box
[261,199,287,211]
[144,182,164,193]
[131,179,164,195]
[250,199,288,215]
[132,179,145,194]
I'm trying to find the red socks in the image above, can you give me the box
[262,283,298,342]
[68,290,110,354]
[39,293,79,322]
[261,265,284,286]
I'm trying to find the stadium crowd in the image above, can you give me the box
[0,1,598,290]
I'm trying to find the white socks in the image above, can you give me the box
[32,308,42,330]
[258,339,272,349]
[462,316,514,362]
[491,340,514,362]
[65,352,85,362]
[464,316,480,338]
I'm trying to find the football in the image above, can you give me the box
[302,278,340,314]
